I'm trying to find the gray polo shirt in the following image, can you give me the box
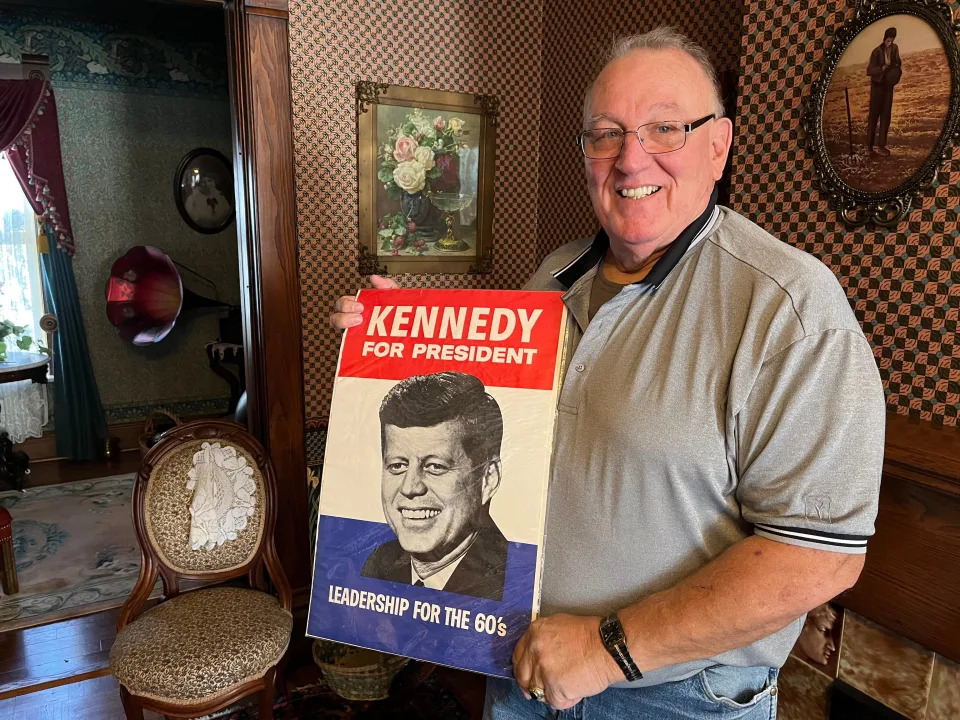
[525,205,885,687]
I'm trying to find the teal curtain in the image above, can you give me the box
[40,231,106,460]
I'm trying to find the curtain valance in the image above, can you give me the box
[0,79,74,255]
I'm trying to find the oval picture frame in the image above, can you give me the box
[173,147,235,234]
[805,0,960,227]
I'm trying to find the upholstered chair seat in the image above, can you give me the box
[113,421,292,719]
[111,586,293,705]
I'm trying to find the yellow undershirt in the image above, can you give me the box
[588,246,669,321]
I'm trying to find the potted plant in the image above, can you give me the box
[0,319,48,363]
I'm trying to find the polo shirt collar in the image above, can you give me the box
[552,186,719,291]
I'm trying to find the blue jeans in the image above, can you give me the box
[484,665,778,720]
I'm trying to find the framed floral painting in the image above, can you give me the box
[356,81,498,275]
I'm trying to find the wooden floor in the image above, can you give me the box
[0,607,486,720]
[0,610,118,701]
[0,675,163,720]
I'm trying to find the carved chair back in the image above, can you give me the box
[118,420,291,630]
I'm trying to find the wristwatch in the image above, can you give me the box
[599,613,643,682]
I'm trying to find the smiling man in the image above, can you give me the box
[361,371,508,601]
[334,27,885,720]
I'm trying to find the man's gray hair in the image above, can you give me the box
[584,27,725,121]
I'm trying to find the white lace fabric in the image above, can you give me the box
[186,441,257,551]
[0,379,48,443]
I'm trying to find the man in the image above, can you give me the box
[866,27,901,156]
[333,28,884,719]
[361,372,509,602]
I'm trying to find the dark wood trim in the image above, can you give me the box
[246,5,288,17]
[19,415,210,463]
[836,411,960,663]
[225,0,310,593]
[23,452,141,488]
[246,0,287,10]
[882,411,960,496]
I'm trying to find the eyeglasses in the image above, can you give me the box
[576,114,715,159]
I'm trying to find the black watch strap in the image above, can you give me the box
[599,613,643,682]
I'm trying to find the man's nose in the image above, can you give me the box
[615,132,653,174]
[399,468,428,497]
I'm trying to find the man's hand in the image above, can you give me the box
[329,275,398,330]
[511,613,621,710]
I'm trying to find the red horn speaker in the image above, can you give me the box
[105,245,229,346]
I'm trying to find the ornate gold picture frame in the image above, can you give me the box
[356,81,498,275]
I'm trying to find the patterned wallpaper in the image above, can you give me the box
[537,0,745,259]
[58,89,238,415]
[292,0,957,425]
[733,0,960,425]
[290,0,545,420]
[0,5,227,96]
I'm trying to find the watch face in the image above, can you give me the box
[600,615,624,646]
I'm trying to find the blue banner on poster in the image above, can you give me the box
[308,516,536,677]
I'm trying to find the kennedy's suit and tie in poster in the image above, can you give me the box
[362,520,508,601]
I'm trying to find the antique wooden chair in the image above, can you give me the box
[110,420,292,719]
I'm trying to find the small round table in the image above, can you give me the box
[0,351,50,492]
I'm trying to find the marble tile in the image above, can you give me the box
[927,654,960,720]
[838,611,934,720]
[778,654,832,720]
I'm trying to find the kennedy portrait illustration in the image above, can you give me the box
[361,372,508,601]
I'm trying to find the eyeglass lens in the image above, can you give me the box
[581,121,687,158]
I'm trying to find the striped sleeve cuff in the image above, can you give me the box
[753,523,869,554]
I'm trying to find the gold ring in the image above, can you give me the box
[529,686,546,702]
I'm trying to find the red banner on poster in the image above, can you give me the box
[338,289,566,390]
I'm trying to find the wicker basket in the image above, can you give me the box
[312,639,409,701]
[137,408,182,457]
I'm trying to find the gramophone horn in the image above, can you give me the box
[104,245,229,346]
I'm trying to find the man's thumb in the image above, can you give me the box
[370,274,400,289]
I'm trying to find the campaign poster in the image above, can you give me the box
[307,289,567,677]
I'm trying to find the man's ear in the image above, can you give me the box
[481,459,502,506]
[711,116,734,181]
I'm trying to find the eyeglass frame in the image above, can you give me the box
[576,114,716,159]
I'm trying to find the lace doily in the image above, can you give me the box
[186,441,257,551]
[0,379,48,443]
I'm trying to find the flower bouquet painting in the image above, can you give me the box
[357,82,498,275]
[376,106,478,257]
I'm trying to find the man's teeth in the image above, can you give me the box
[401,509,440,519]
[620,185,661,199]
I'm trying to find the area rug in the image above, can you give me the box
[221,675,469,720]
[0,474,160,632]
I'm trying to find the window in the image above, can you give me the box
[0,152,45,347]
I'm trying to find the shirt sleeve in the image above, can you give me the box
[735,328,886,554]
